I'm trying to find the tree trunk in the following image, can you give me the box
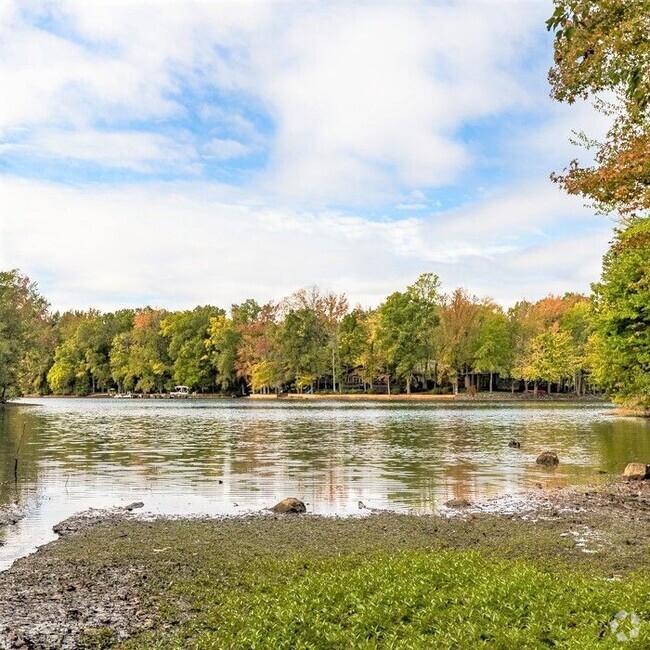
[533,380,538,396]
[332,349,336,393]
[406,376,411,394]
[387,376,391,395]
[489,372,493,393]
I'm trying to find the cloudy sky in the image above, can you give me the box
[0,0,613,312]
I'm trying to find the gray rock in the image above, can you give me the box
[270,497,306,514]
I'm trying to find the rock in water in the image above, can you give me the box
[536,451,559,467]
[508,440,521,448]
[270,497,306,514]
[125,502,144,511]
[445,498,471,508]
[623,463,650,480]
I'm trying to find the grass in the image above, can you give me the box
[35,510,647,649]
[125,549,649,649]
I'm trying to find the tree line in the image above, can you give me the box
[0,269,610,399]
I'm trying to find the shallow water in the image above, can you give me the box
[1,397,649,569]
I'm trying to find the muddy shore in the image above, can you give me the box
[1,479,649,648]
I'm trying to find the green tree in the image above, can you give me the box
[278,307,328,392]
[376,292,420,394]
[0,270,50,400]
[110,308,170,394]
[559,298,593,394]
[340,307,374,390]
[162,306,223,391]
[206,313,241,392]
[407,273,441,386]
[523,325,578,393]
[374,274,440,394]
[473,305,511,392]
[47,309,134,395]
[591,219,650,408]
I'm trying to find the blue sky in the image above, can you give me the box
[0,0,612,312]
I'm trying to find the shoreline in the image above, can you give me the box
[1,479,648,648]
[11,392,610,404]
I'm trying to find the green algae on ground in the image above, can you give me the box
[128,550,650,649]
[2,482,650,648]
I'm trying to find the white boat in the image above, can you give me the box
[114,391,133,399]
[169,385,190,399]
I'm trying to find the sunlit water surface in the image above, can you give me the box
[2,397,649,570]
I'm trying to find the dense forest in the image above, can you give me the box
[0,268,620,400]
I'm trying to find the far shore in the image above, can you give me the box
[12,392,610,404]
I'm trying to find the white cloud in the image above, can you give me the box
[0,176,611,312]
[202,138,251,160]
[17,129,197,172]
[0,1,614,312]
[1,1,552,201]
[247,2,545,201]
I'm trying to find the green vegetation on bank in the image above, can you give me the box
[134,551,648,649]
[20,505,650,649]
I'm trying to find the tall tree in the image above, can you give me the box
[162,306,223,391]
[0,270,50,400]
[590,219,650,408]
[321,292,348,393]
[473,305,511,392]
[439,289,481,394]
[548,0,650,220]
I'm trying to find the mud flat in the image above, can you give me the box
[1,480,649,648]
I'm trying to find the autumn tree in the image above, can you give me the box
[548,0,650,220]
[549,1,650,407]
[439,289,481,394]
[235,302,281,394]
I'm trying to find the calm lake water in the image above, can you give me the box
[1,397,650,569]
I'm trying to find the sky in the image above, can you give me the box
[0,0,614,313]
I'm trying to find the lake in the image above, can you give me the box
[2,397,649,570]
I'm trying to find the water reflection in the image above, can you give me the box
[1,398,649,569]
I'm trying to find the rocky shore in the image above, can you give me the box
[1,479,649,648]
